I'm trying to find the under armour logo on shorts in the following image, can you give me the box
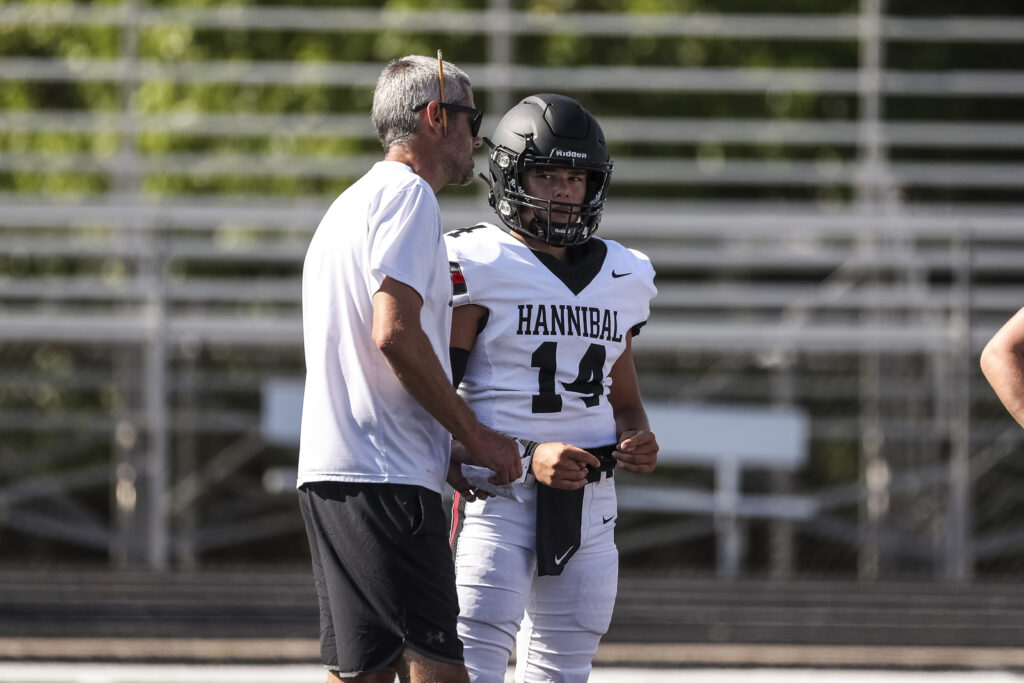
[424,630,446,644]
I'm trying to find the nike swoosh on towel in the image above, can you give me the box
[554,546,575,566]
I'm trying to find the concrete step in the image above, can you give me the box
[1,568,1022,647]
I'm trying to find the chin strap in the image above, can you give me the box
[525,217,587,247]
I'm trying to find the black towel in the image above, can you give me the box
[535,445,617,576]
[535,484,585,576]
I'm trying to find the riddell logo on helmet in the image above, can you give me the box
[551,149,588,160]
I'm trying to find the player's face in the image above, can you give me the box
[441,93,484,187]
[520,166,589,224]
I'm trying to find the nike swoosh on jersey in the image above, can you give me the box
[554,546,575,566]
[611,270,631,278]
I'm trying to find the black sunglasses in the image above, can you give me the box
[412,102,483,137]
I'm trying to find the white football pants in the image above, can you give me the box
[454,475,618,683]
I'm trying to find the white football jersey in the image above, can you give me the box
[445,223,656,448]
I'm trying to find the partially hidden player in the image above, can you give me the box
[981,306,1024,428]
[445,94,660,682]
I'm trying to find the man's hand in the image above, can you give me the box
[531,442,601,490]
[460,427,522,485]
[613,429,658,474]
[446,441,490,502]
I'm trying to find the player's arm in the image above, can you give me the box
[981,306,1024,428]
[372,277,521,484]
[447,302,494,496]
[450,302,487,385]
[607,331,659,474]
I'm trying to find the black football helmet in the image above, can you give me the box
[482,94,613,246]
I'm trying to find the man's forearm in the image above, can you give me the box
[371,278,521,484]
[378,324,483,444]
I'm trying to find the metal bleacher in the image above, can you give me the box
[1,2,1023,594]
[2,567,1024,664]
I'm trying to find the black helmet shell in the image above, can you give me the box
[484,94,613,246]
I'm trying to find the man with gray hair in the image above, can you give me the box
[297,54,521,682]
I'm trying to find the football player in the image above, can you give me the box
[445,94,660,682]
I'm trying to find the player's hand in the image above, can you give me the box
[461,427,522,485]
[613,429,659,474]
[531,442,601,490]
[446,446,491,502]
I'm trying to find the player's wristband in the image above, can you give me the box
[515,437,538,477]
[515,438,538,459]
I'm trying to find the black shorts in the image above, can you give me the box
[298,480,463,676]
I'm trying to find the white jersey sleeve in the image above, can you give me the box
[367,181,444,299]
[445,223,656,448]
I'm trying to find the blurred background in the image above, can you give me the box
[1,0,1023,659]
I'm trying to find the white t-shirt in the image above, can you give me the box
[446,223,656,447]
[298,161,453,492]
